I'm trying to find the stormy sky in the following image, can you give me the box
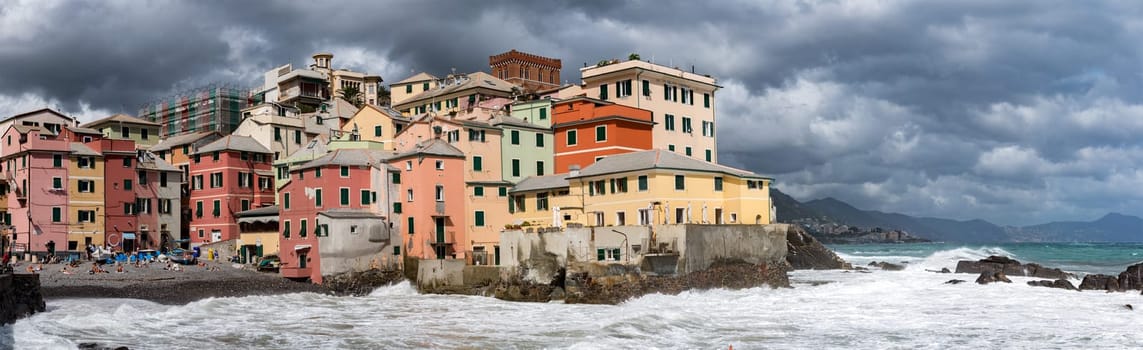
[3,0,1143,225]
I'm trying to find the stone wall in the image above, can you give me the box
[318,217,399,279]
[0,273,46,325]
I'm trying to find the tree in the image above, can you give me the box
[628,53,641,61]
[338,86,363,107]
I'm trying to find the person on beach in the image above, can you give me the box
[115,264,125,273]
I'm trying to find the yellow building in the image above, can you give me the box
[235,205,280,263]
[509,149,772,228]
[68,142,106,250]
[337,105,410,150]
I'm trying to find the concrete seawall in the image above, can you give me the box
[1,273,46,325]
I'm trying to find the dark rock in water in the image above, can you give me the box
[549,286,566,300]
[1027,279,1078,291]
[955,255,1074,280]
[945,279,967,285]
[1079,274,1123,292]
[322,269,405,296]
[868,261,905,271]
[1117,263,1143,290]
[78,343,129,350]
[1126,304,1134,310]
[786,225,850,270]
[975,271,1012,285]
[852,266,868,271]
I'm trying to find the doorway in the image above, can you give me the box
[434,217,446,259]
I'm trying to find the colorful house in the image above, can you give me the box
[552,97,654,173]
[337,104,410,150]
[80,113,162,150]
[2,125,70,256]
[187,135,275,244]
[510,150,773,228]
[571,58,721,162]
[388,72,438,106]
[236,206,279,264]
[86,138,142,251]
[500,98,555,183]
[67,141,105,251]
[136,151,182,250]
[388,139,467,260]
[278,148,400,282]
[391,72,516,116]
[0,108,77,156]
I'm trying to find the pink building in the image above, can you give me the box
[278,148,399,282]
[188,135,274,244]
[87,139,140,251]
[388,139,467,260]
[2,125,70,256]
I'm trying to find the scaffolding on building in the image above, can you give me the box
[138,83,252,137]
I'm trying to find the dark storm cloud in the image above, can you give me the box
[3,0,1143,224]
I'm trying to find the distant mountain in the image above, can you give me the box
[772,189,1143,243]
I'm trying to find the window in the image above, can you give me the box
[315,188,323,207]
[474,211,486,227]
[668,144,675,152]
[191,175,203,190]
[642,80,651,97]
[142,128,149,139]
[536,193,549,211]
[616,212,626,226]
[300,219,308,238]
[240,152,249,161]
[473,156,483,171]
[211,151,220,161]
[407,217,415,234]
[52,207,61,222]
[212,200,221,217]
[124,202,135,215]
[373,125,383,137]
[423,82,429,91]
[160,199,172,214]
[615,79,633,98]
[593,212,605,226]
[392,172,401,184]
[536,161,545,176]
[535,133,544,147]
[474,186,484,197]
[361,189,372,205]
[194,154,201,163]
[407,189,414,202]
[702,121,715,137]
[539,108,547,119]
[124,179,133,190]
[284,193,291,210]
[52,177,62,189]
[706,149,712,162]
[566,130,578,146]
[160,172,168,187]
[638,209,652,225]
[123,157,132,167]
[405,84,412,93]
[393,202,403,213]
[704,93,711,108]
[77,180,93,192]
[138,198,152,214]
[294,130,302,144]
[595,125,607,142]
[435,160,444,170]
[52,154,62,168]
[340,188,350,206]
[238,172,252,188]
[730,213,738,223]
[682,117,693,133]
[274,127,281,141]
[510,130,520,145]
[665,114,675,131]
[511,159,520,177]
[675,175,685,190]
[681,87,691,104]
[120,126,129,138]
[599,84,608,100]
[498,186,507,197]
[210,172,222,188]
[685,147,692,156]
[405,161,412,171]
[283,221,291,238]
[315,167,322,178]
[638,175,648,191]
[196,201,203,218]
[340,166,350,177]
[435,185,444,202]
[714,177,724,191]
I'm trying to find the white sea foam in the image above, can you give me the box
[6,248,1143,349]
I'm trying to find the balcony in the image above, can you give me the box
[280,266,312,279]
[428,230,456,247]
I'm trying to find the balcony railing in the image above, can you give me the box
[428,230,456,247]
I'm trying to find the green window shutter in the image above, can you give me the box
[341,166,349,177]
[610,179,616,193]
[642,80,650,96]
[422,82,429,91]
[508,195,515,213]
[669,145,675,152]
[393,202,402,213]
[567,130,577,145]
[597,248,605,261]
[315,189,323,207]
[392,172,401,184]
[474,186,484,197]
[685,147,692,156]
[212,151,220,161]
[284,193,290,209]
[473,156,483,171]
[406,84,412,93]
[52,207,61,222]
[511,159,520,177]
[53,177,61,189]
[715,177,723,191]
[300,220,307,238]
[535,133,544,147]
[196,201,203,217]
[511,130,520,145]
[53,154,62,167]
[613,248,621,261]
[475,211,485,227]
[664,84,670,100]
[361,190,371,205]
[315,167,322,178]
[704,93,711,108]
[536,161,544,176]
[434,101,442,111]
[599,84,608,100]
[124,180,132,190]
[675,175,685,190]
[393,246,400,255]
[407,217,415,234]
[498,187,507,197]
[274,127,281,141]
[595,126,606,141]
[283,221,291,238]
[705,149,712,162]
[374,125,382,137]
[212,200,220,217]
[539,108,547,119]
[340,188,350,206]
[638,176,648,191]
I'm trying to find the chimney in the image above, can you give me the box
[569,164,580,177]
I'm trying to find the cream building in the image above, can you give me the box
[565,59,721,163]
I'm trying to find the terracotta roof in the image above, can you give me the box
[81,113,160,128]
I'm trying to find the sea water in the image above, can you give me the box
[4,243,1143,349]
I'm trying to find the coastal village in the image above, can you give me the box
[0,50,782,290]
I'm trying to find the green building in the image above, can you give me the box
[498,99,555,183]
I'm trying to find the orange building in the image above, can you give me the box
[552,97,654,173]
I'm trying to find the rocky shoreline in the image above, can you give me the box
[948,255,1143,295]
